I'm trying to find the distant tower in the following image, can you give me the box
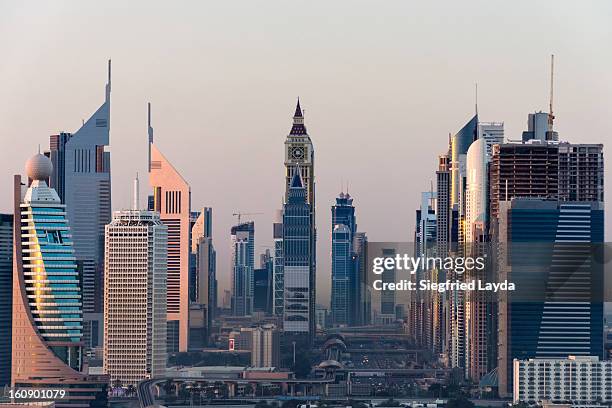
[148,103,191,352]
[231,222,255,317]
[283,100,316,341]
[12,154,107,406]
[46,60,112,349]
[331,191,357,326]
[103,201,167,385]
[272,209,284,316]
[191,208,216,339]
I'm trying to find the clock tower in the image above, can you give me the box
[282,99,316,343]
[285,99,314,204]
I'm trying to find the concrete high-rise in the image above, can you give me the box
[251,324,280,368]
[148,103,191,352]
[0,214,13,387]
[12,154,107,407]
[46,61,112,349]
[490,142,603,218]
[103,203,167,386]
[283,171,313,340]
[231,222,255,317]
[284,100,316,339]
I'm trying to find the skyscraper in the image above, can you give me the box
[0,213,13,387]
[231,221,255,316]
[103,203,167,386]
[148,103,191,352]
[494,199,604,397]
[272,209,284,317]
[254,250,273,314]
[412,192,437,350]
[284,100,316,339]
[283,171,313,340]
[191,207,216,343]
[331,192,357,326]
[12,154,107,407]
[46,61,112,349]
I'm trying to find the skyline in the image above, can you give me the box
[1,1,612,305]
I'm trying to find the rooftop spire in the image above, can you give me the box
[289,98,307,135]
[106,59,111,102]
[147,102,153,172]
[475,82,478,116]
[294,98,303,118]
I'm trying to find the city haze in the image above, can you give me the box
[1,0,611,305]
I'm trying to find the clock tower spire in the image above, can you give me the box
[282,98,316,343]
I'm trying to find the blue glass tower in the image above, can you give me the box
[282,171,313,339]
[498,199,604,395]
[231,221,255,316]
[331,192,357,326]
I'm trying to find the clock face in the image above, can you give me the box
[291,146,305,160]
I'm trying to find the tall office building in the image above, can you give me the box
[272,209,284,316]
[494,199,605,397]
[148,103,191,352]
[331,192,357,326]
[231,221,255,316]
[464,137,494,382]
[353,232,369,326]
[46,61,112,349]
[254,250,273,314]
[284,100,316,340]
[191,208,216,339]
[103,205,167,386]
[0,214,13,386]
[412,192,437,350]
[12,154,107,407]
[282,172,313,340]
[331,224,352,326]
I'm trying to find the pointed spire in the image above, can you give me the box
[294,97,303,118]
[289,98,307,135]
[133,172,140,210]
[475,82,478,116]
[106,59,111,102]
[147,102,153,172]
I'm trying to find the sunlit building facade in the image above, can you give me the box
[12,154,107,407]
[148,103,191,352]
[103,209,167,386]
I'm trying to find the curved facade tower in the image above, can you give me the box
[12,154,107,407]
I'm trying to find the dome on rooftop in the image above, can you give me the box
[26,154,53,181]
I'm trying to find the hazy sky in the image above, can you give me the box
[1,1,611,306]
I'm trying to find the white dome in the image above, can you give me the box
[26,154,53,181]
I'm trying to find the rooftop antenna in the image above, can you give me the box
[133,172,140,210]
[147,102,153,172]
[548,54,555,130]
[475,82,478,116]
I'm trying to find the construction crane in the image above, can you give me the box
[548,54,555,130]
[232,212,263,224]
